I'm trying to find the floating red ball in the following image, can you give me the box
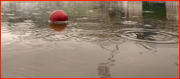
[49,10,68,22]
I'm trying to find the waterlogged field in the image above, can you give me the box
[1,1,179,78]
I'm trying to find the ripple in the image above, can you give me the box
[117,28,179,44]
[24,20,33,23]
[1,23,11,33]
[1,33,19,45]
[11,34,56,53]
[1,22,16,45]
[2,38,55,55]
[19,38,53,48]
[121,21,137,25]
[2,22,56,53]
[11,23,35,28]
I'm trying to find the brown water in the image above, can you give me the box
[1,1,179,78]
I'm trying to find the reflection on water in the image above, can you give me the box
[98,43,120,78]
[50,24,67,32]
[1,1,179,78]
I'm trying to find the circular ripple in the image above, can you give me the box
[118,29,179,44]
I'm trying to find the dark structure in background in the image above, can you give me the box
[143,1,166,20]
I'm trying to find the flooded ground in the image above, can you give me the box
[1,1,179,78]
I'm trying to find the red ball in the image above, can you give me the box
[49,10,68,22]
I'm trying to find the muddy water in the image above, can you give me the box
[1,1,179,78]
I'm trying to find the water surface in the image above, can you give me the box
[1,1,179,78]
